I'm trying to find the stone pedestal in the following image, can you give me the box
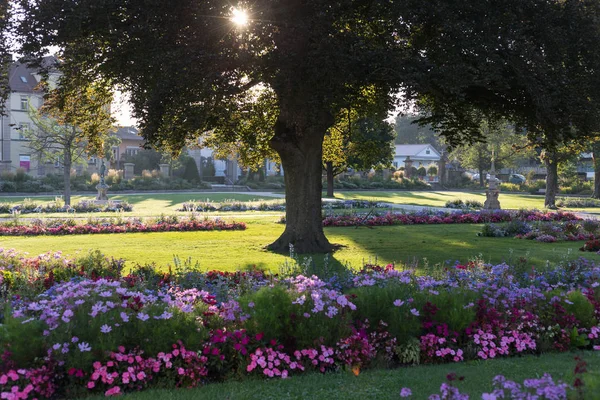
[124,163,135,180]
[484,189,501,210]
[95,183,109,202]
[159,163,170,177]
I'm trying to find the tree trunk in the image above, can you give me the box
[325,161,334,198]
[63,149,72,206]
[478,166,484,188]
[268,120,333,254]
[544,154,558,209]
[592,145,600,198]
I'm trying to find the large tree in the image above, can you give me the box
[14,0,600,253]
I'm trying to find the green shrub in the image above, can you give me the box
[240,285,352,348]
[348,284,423,345]
[564,291,597,329]
[426,289,479,332]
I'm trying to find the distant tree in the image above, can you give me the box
[0,2,10,110]
[394,114,440,147]
[323,109,395,197]
[26,82,114,205]
[181,156,201,182]
[451,120,531,187]
[592,142,600,199]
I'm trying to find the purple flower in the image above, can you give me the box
[410,308,420,317]
[393,299,405,307]
[100,324,112,334]
[137,312,150,321]
[400,387,412,397]
[78,342,91,352]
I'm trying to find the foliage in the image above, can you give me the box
[3,251,600,397]
[25,81,115,204]
[16,0,600,253]
[0,217,246,236]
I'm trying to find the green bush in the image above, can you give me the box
[240,285,352,348]
[348,284,423,345]
[564,291,597,329]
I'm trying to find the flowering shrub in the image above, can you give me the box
[324,209,579,228]
[3,253,600,398]
[0,200,133,214]
[0,218,246,237]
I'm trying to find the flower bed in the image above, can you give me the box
[1,250,600,398]
[478,218,600,247]
[0,199,133,214]
[0,218,246,237]
[323,209,579,227]
[178,199,383,212]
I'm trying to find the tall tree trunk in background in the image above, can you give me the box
[268,117,333,254]
[592,144,600,198]
[326,161,334,198]
[63,147,72,206]
[478,166,484,187]
[544,153,558,208]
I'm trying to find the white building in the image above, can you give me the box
[393,144,441,169]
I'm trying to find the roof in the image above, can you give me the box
[8,62,40,93]
[115,126,143,141]
[8,57,59,93]
[394,144,440,158]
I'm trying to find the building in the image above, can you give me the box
[0,59,60,175]
[393,144,441,169]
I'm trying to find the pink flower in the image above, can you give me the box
[105,386,121,396]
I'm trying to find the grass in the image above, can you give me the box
[1,218,597,271]
[82,351,600,399]
[331,190,547,210]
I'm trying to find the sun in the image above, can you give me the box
[230,8,249,27]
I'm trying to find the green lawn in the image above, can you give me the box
[82,351,600,400]
[332,190,547,209]
[1,218,596,271]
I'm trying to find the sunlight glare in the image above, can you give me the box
[230,8,249,26]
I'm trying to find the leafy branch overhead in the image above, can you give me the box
[14,0,600,253]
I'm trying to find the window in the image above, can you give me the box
[126,147,139,156]
[20,76,27,83]
[18,123,30,139]
[425,149,431,155]
[112,147,119,160]
[20,96,29,110]
[393,162,398,168]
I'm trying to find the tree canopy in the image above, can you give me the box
[13,0,600,253]
[0,2,11,110]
